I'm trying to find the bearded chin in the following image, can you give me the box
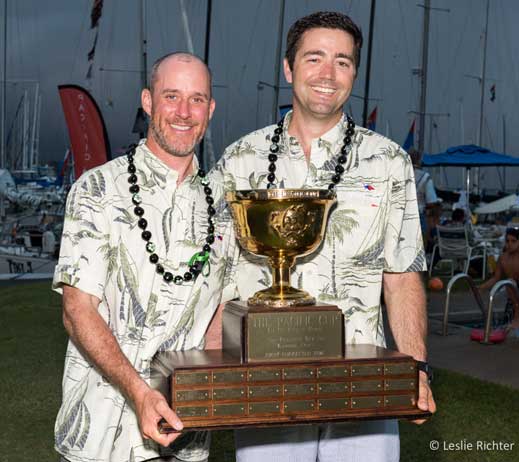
[150,120,200,157]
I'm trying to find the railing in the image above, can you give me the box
[482,279,518,344]
[441,273,485,336]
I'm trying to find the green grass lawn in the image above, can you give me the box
[1,282,518,461]
[0,282,66,461]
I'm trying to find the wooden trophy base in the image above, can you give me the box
[151,300,430,431]
[152,345,430,432]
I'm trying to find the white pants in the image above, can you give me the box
[235,420,399,462]
[61,457,207,462]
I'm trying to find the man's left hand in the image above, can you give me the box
[412,371,436,424]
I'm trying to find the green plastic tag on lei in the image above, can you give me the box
[188,250,211,277]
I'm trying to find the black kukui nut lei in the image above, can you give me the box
[126,145,214,285]
[266,115,356,190]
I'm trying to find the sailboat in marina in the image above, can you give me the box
[0,85,66,278]
[0,79,66,277]
[0,2,71,278]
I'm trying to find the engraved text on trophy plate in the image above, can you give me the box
[246,310,343,361]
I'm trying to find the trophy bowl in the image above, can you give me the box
[226,189,336,307]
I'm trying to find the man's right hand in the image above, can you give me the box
[135,386,184,447]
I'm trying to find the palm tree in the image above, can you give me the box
[325,208,359,298]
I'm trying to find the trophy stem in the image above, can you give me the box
[270,253,294,293]
[247,253,316,307]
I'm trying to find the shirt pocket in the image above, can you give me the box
[331,188,387,259]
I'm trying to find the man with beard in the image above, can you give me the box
[214,11,435,462]
[53,52,236,462]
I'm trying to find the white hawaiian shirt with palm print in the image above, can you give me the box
[214,112,426,348]
[53,141,237,462]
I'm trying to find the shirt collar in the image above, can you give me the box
[318,113,347,148]
[281,111,348,156]
[135,139,200,187]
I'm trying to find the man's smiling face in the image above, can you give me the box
[142,55,215,159]
[284,27,356,122]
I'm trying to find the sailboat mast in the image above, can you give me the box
[417,0,431,155]
[203,0,212,65]
[272,0,285,123]
[140,0,147,89]
[459,99,465,144]
[1,0,7,169]
[473,0,489,196]
[502,115,506,191]
[34,91,41,167]
[362,0,376,127]
[30,82,40,169]
[502,114,506,153]
[478,0,489,146]
[133,0,148,139]
[199,0,212,167]
[22,89,29,169]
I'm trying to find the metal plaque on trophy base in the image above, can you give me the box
[152,189,431,431]
[223,300,344,363]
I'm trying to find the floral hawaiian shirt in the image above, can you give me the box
[53,141,237,462]
[214,112,426,348]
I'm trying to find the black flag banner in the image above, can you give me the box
[87,0,103,80]
[90,0,104,29]
[86,63,93,80]
[87,31,98,62]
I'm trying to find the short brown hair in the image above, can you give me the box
[285,11,363,71]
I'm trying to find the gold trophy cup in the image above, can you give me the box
[226,188,336,307]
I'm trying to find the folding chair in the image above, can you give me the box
[429,224,487,278]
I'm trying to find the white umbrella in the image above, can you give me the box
[474,194,519,214]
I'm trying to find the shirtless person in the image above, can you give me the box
[479,226,519,329]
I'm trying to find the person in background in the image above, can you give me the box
[478,226,519,332]
[409,148,440,249]
[449,208,466,225]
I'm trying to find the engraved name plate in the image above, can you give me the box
[248,369,281,382]
[350,364,383,377]
[213,387,246,400]
[385,395,415,407]
[247,311,343,362]
[284,383,315,396]
[248,385,282,398]
[318,382,349,394]
[249,402,281,414]
[175,371,210,385]
[384,379,415,391]
[284,400,315,412]
[318,398,349,411]
[351,397,383,409]
[213,404,246,416]
[317,366,349,378]
[350,380,383,392]
[176,406,209,417]
[213,370,246,383]
[384,363,416,375]
[175,389,210,402]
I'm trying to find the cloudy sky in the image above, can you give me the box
[2,0,519,191]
